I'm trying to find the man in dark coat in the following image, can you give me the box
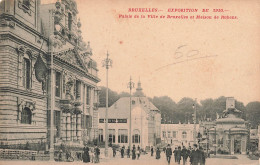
[82,146,90,163]
[151,146,154,156]
[165,144,172,165]
[190,144,201,165]
[199,146,206,165]
[176,146,182,164]
[156,147,161,159]
[112,146,116,157]
[121,146,125,158]
[94,146,100,163]
[181,146,189,165]
[173,147,178,162]
[132,145,136,160]
[127,146,130,158]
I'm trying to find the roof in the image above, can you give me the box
[98,97,160,119]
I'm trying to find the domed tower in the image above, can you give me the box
[133,78,145,97]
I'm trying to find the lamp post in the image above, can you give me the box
[102,51,112,157]
[48,19,62,161]
[127,76,134,149]
[192,98,197,146]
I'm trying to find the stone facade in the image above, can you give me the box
[161,123,199,148]
[0,0,100,149]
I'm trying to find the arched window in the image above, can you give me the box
[182,131,187,139]
[132,129,140,143]
[21,107,32,124]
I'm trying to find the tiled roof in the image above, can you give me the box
[98,97,160,119]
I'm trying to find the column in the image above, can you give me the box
[77,114,82,141]
[241,136,247,154]
[72,114,77,140]
[61,113,66,140]
[230,136,234,155]
[67,113,71,141]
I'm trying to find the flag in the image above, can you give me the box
[34,53,47,83]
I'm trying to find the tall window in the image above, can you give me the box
[23,58,31,89]
[54,111,61,137]
[172,131,177,138]
[168,131,171,138]
[68,13,72,30]
[182,131,187,139]
[86,86,91,105]
[76,80,81,99]
[98,129,103,142]
[132,129,140,143]
[163,131,166,138]
[55,72,61,97]
[21,107,32,124]
[118,129,128,143]
[108,129,115,143]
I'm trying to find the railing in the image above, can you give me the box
[0,149,49,160]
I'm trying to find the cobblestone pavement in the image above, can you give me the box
[0,153,259,165]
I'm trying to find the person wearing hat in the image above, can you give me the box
[190,144,200,165]
[165,144,172,165]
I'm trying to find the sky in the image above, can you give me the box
[43,0,260,104]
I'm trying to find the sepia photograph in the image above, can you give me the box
[0,0,259,164]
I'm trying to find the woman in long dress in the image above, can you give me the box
[82,146,90,163]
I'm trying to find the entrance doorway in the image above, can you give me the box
[234,139,241,154]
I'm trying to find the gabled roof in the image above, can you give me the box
[98,96,160,119]
[55,48,88,72]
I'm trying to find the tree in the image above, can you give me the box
[246,101,260,128]
[99,86,119,107]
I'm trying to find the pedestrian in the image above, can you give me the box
[156,147,161,159]
[163,146,166,153]
[132,145,136,160]
[151,146,154,156]
[165,144,172,165]
[127,146,130,158]
[121,146,125,158]
[94,146,100,163]
[176,146,182,164]
[190,144,200,165]
[173,147,177,162]
[181,146,189,165]
[199,146,206,165]
[112,146,116,157]
[137,147,141,159]
[90,147,95,163]
[187,146,192,163]
[58,149,63,161]
[82,145,90,163]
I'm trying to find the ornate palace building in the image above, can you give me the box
[0,0,100,150]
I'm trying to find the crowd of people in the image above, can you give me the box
[58,143,206,164]
[163,144,206,165]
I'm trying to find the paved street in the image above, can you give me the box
[0,153,259,165]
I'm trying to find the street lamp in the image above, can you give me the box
[127,76,134,149]
[192,98,197,146]
[102,51,112,157]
